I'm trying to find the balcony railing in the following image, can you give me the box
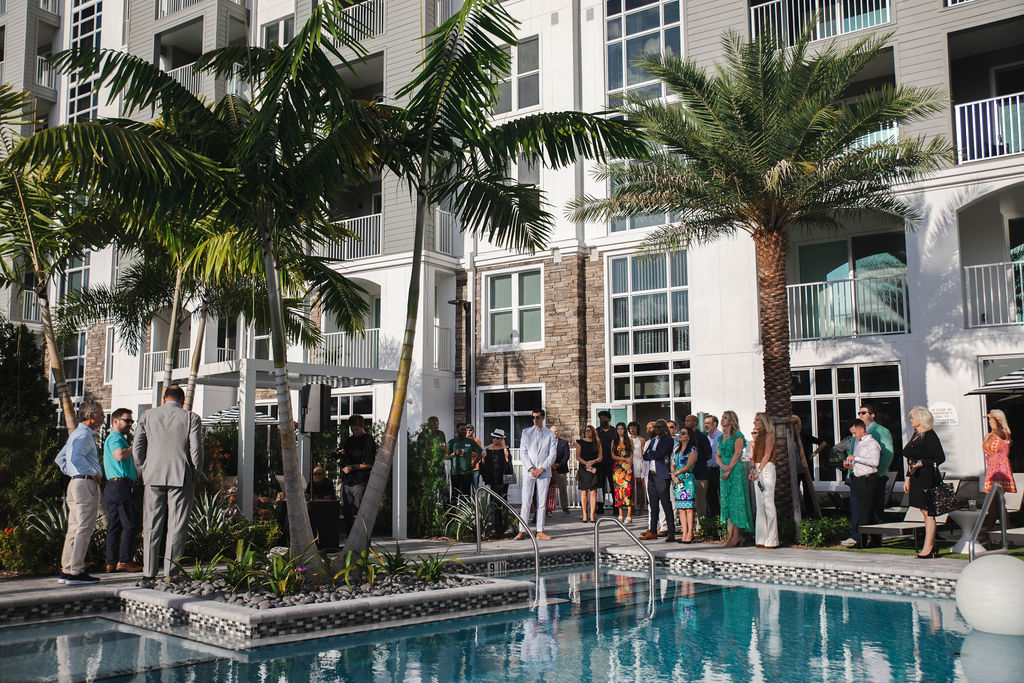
[166,63,201,96]
[310,329,380,369]
[851,121,897,149]
[341,0,386,39]
[315,213,382,261]
[216,347,237,362]
[36,57,56,89]
[964,261,1024,328]
[750,0,891,47]
[955,91,1024,164]
[787,273,908,341]
[139,348,192,390]
[435,209,457,256]
[944,0,975,5]
[158,0,203,18]
[39,0,60,14]
[19,290,42,323]
[434,324,453,372]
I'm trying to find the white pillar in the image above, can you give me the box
[238,359,255,521]
[298,431,310,487]
[392,409,407,539]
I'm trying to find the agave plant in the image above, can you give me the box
[370,543,411,578]
[24,498,69,546]
[413,547,466,584]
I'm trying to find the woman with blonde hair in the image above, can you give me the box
[903,406,946,558]
[718,410,753,546]
[749,412,778,548]
[576,425,603,523]
[983,409,1015,494]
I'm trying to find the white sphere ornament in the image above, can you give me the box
[955,554,1024,636]
[959,630,1024,683]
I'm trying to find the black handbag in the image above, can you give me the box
[925,468,956,516]
[502,450,517,485]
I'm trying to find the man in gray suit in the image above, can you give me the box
[133,385,203,579]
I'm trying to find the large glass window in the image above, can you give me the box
[612,359,691,426]
[104,326,115,384]
[791,362,903,482]
[609,252,688,357]
[480,387,543,448]
[263,16,295,47]
[606,0,681,104]
[331,393,374,421]
[60,331,87,399]
[486,269,543,349]
[68,0,102,123]
[495,36,540,115]
[59,253,90,299]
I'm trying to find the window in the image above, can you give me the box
[609,168,678,232]
[606,0,681,103]
[494,36,540,115]
[104,326,115,384]
[331,393,374,421]
[217,317,238,361]
[791,363,903,482]
[486,269,543,349]
[516,155,540,186]
[612,359,691,426]
[263,16,295,47]
[609,252,688,357]
[480,386,543,448]
[59,253,90,299]
[253,325,271,360]
[60,331,87,399]
[68,1,102,123]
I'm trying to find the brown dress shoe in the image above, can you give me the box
[536,532,552,540]
[513,532,528,541]
[658,530,669,537]
[638,531,658,540]
[105,564,117,573]
[664,534,676,543]
[117,562,143,572]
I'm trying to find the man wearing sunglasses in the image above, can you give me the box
[103,408,142,572]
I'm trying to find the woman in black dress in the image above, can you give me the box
[903,406,946,558]
[576,425,603,523]
[479,429,512,537]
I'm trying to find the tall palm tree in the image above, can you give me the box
[339,0,646,558]
[570,30,950,522]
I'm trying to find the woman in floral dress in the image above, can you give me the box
[611,422,633,523]
[983,409,1015,494]
[672,427,698,542]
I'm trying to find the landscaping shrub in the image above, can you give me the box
[696,515,728,542]
[406,424,448,538]
[798,516,850,547]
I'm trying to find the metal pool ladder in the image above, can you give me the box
[967,482,1009,562]
[472,486,540,587]
[593,517,656,585]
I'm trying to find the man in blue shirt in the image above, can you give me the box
[103,408,142,573]
[54,399,105,585]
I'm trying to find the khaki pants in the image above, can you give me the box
[695,478,709,519]
[61,478,100,575]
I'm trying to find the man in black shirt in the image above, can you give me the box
[596,410,617,514]
[335,414,376,533]
[550,425,572,514]
[307,466,337,500]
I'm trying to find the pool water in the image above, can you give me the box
[0,565,1017,682]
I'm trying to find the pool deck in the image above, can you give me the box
[0,515,970,617]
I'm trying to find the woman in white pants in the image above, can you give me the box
[749,412,778,548]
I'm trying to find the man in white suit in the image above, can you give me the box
[515,409,557,540]
[133,385,203,579]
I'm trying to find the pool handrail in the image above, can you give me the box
[967,482,1008,562]
[594,517,656,585]
[472,485,540,587]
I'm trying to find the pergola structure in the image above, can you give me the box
[165,358,406,537]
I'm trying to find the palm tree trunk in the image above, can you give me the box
[752,228,795,525]
[163,269,184,389]
[183,301,208,411]
[37,283,78,435]
[340,186,428,559]
[258,220,323,573]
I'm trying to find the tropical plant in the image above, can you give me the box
[406,424,449,538]
[798,516,850,547]
[370,543,412,578]
[413,547,466,584]
[442,494,514,541]
[341,0,646,561]
[263,547,310,596]
[173,547,227,582]
[334,547,377,591]
[570,29,949,523]
[24,497,106,568]
[695,516,729,543]
[223,539,268,591]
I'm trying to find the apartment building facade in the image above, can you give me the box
[2,0,1023,490]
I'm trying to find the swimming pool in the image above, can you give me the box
[0,565,1016,682]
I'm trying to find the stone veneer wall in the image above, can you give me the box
[83,322,112,406]
[456,254,593,435]
[584,255,606,415]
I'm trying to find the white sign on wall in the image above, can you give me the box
[929,402,959,426]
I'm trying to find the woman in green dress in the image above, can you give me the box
[717,410,753,546]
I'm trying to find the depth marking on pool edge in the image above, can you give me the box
[487,561,508,576]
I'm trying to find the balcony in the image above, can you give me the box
[787,274,909,341]
[434,324,453,372]
[166,62,201,96]
[19,290,42,323]
[315,214,382,261]
[750,0,891,47]
[954,92,1023,164]
[341,0,386,39]
[36,57,56,90]
[964,261,1024,328]
[851,121,897,149]
[139,348,192,390]
[39,0,60,14]
[159,0,204,18]
[216,347,237,362]
[435,209,457,256]
[309,329,380,369]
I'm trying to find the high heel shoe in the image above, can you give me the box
[914,549,938,559]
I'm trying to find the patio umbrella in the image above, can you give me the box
[966,369,1024,396]
[202,403,279,425]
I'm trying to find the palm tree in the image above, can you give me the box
[338,0,646,558]
[0,87,114,434]
[570,30,950,523]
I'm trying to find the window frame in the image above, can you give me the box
[477,383,545,449]
[606,251,689,360]
[605,0,682,105]
[262,15,296,47]
[493,35,541,116]
[104,325,115,384]
[59,251,90,300]
[60,330,87,399]
[483,265,545,352]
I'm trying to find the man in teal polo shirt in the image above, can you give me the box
[447,423,481,500]
[103,408,142,572]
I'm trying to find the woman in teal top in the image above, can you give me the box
[717,410,753,546]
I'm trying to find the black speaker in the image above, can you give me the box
[299,383,333,433]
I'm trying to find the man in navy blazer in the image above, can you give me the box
[639,420,676,542]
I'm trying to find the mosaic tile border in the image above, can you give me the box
[461,550,594,576]
[0,595,120,625]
